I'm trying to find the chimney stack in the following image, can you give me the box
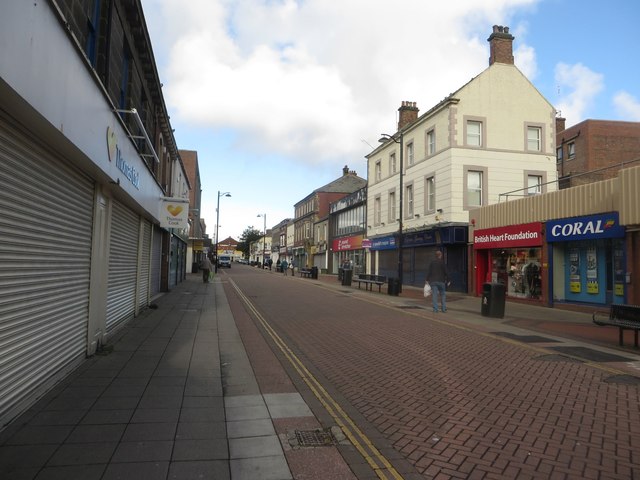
[487,25,514,66]
[343,165,349,176]
[556,115,566,134]
[398,101,419,130]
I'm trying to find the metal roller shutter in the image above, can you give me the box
[169,235,178,288]
[150,226,162,297]
[137,220,151,310]
[105,201,139,334]
[0,111,94,427]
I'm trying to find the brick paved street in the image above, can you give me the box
[3,268,638,480]
[226,267,640,479]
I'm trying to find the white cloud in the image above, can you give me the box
[514,44,537,80]
[142,0,539,166]
[554,62,604,124]
[613,91,640,121]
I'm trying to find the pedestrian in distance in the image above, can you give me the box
[281,259,288,276]
[426,250,449,312]
[268,258,273,271]
[200,256,213,283]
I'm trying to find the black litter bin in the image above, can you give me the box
[341,269,353,286]
[311,266,319,279]
[481,282,506,318]
[387,277,400,296]
[192,262,199,273]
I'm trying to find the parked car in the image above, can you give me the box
[217,255,232,268]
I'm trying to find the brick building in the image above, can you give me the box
[556,118,640,188]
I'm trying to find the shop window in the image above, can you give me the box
[502,248,542,299]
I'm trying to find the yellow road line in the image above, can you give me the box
[229,279,404,480]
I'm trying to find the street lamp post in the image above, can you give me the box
[257,213,267,267]
[215,191,231,273]
[379,132,404,293]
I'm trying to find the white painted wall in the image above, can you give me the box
[367,62,557,237]
[0,0,165,221]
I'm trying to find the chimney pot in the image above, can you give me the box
[487,25,515,66]
[397,101,419,131]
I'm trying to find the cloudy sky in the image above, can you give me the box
[140,0,640,241]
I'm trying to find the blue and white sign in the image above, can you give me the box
[546,212,624,242]
[371,235,397,251]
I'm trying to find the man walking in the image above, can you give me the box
[426,250,449,312]
[200,256,213,283]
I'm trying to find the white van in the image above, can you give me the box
[218,255,232,268]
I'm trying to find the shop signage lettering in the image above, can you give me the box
[371,235,396,251]
[159,198,189,229]
[546,213,624,242]
[551,221,606,237]
[475,230,539,244]
[332,235,363,252]
[107,126,140,189]
[473,222,542,249]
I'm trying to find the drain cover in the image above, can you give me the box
[294,429,336,447]
[535,354,583,363]
[550,346,633,363]
[492,332,558,343]
[603,374,640,385]
[397,305,424,310]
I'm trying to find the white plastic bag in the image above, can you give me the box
[423,283,432,297]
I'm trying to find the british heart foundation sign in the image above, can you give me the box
[159,198,189,229]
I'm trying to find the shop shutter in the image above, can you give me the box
[150,226,162,297]
[169,235,178,287]
[105,200,139,334]
[137,220,151,310]
[0,111,94,427]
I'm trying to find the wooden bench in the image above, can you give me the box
[593,304,640,347]
[299,268,313,278]
[354,274,387,292]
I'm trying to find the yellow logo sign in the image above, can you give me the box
[167,205,184,217]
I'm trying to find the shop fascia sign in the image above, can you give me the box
[546,212,624,242]
[371,235,397,251]
[332,235,363,252]
[159,197,190,229]
[473,222,542,249]
[107,126,140,189]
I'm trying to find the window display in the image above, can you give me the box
[497,248,542,299]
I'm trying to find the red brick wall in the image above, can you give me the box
[557,120,640,187]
